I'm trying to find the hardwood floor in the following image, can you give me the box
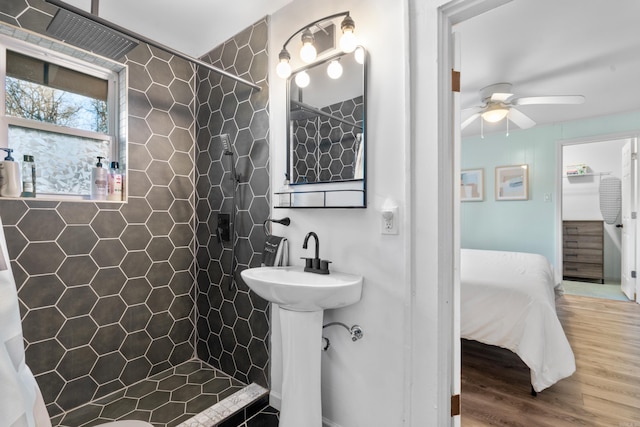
[461,294,640,426]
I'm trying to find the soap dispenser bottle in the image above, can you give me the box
[278,174,292,207]
[21,154,36,198]
[107,161,123,201]
[0,149,21,198]
[91,156,108,200]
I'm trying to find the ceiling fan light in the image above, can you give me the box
[482,107,509,123]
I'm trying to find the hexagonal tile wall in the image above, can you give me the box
[292,95,364,183]
[195,18,271,388]
[1,2,199,418]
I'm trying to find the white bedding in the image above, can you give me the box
[460,249,576,392]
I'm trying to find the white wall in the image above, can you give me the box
[563,138,627,282]
[269,1,411,425]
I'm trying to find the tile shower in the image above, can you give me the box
[1,1,271,425]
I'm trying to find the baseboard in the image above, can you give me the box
[268,391,343,427]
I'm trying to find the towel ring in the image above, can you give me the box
[263,217,291,236]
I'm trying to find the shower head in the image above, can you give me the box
[220,134,234,155]
[46,8,139,60]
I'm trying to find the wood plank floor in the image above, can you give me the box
[461,294,640,426]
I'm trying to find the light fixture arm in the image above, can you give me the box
[281,11,351,53]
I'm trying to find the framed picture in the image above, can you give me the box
[495,164,529,200]
[460,169,484,201]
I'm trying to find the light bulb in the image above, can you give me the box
[340,31,357,53]
[327,60,343,79]
[276,60,291,79]
[354,46,365,64]
[300,29,317,63]
[339,15,357,53]
[276,48,291,79]
[295,71,310,88]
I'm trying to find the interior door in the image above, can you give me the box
[621,139,636,301]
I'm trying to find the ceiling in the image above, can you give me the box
[63,0,292,58]
[59,0,640,138]
[456,0,640,137]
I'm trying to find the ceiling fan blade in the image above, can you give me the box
[512,95,585,106]
[461,113,481,129]
[508,108,536,129]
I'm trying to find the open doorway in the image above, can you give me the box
[560,137,633,302]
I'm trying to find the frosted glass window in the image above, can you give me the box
[8,125,110,196]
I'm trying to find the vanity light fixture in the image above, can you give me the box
[277,11,358,79]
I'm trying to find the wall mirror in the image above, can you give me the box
[284,47,366,208]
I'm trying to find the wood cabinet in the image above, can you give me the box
[562,220,604,283]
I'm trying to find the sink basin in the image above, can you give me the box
[241,266,363,312]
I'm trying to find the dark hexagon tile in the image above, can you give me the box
[169,176,193,201]
[147,109,174,136]
[146,236,173,262]
[147,186,174,210]
[57,316,98,349]
[58,376,98,409]
[120,197,153,224]
[147,135,174,162]
[57,255,98,287]
[0,201,27,225]
[146,82,173,111]
[122,303,153,333]
[91,295,127,326]
[121,331,152,359]
[146,336,173,365]
[121,251,152,278]
[17,242,65,275]
[147,312,173,339]
[169,270,193,296]
[169,151,193,176]
[57,225,98,255]
[146,286,172,313]
[90,323,127,355]
[17,210,64,241]
[25,338,65,375]
[58,285,98,318]
[169,79,194,106]
[22,306,66,343]
[91,239,127,268]
[127,62,153,92]
[169,248,193,273]
[169,199,192,223]
[127,170,153,198]
[169,223,193,247]
[37,371,66,410]
[147,57,173,85]
[120,224,152,250]
[4,225,28,259]
[129,88,153,118]
[19,274,64,309]
[91,210,127,238]
[128,142,153,171]
[169,127,194,153]
[121,277,152,305]
[146,211,174,236]
[128,118,153,146]
[92,353,127,384]
[58,345,99,381]
[169,103,193,129]
[93,267,127,297]
[147,161,173,187]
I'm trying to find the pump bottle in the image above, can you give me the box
[0,149,21,197]
[21,155,36,198]
[91,156,108,200]
[107,161,123,201]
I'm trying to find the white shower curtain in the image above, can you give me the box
[0,217,38,427]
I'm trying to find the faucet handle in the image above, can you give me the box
[320,259,332,272]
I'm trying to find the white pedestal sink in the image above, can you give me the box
[241,266,363,427]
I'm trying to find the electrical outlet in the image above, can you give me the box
[381,207,399,235]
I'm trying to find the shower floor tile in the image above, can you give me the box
[51,359,268,427]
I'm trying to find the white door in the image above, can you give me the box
[621,139,636,301]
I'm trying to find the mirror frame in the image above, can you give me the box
[284,48,367,208]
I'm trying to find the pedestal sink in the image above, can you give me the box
[241,266,363,427]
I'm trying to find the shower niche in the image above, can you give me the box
[279,47,367,208]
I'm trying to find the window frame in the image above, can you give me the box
[0,29,127,200]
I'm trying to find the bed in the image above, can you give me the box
[460,249,576,393]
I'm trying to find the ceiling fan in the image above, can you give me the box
[461,82,585,130]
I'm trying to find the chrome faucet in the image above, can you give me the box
[302,231,331,274]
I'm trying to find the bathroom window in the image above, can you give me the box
[0,32,126,199]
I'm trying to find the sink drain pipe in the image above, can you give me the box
[321,322,364,351]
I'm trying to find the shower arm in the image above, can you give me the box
[45,0,262,92]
